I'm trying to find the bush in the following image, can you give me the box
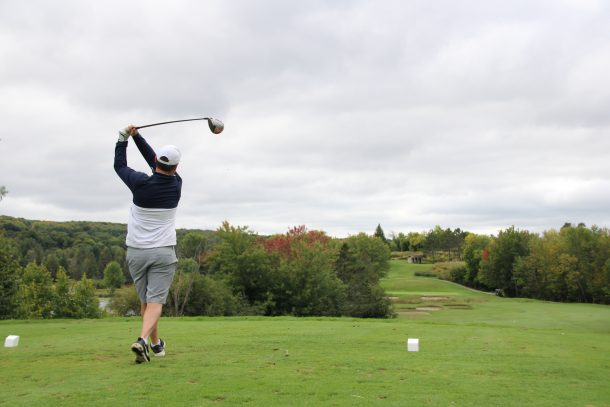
[414,271,438,278]
[181,274,246,316]
[0,234,20,319]
[103,261,124,292]
[432,261,466,282]
[109,286,141,316]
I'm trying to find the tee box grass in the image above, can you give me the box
[1,260,609,406]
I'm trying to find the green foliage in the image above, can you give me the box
[181,274,246,316]
[0,234,21,319]
[0,215,128,280]
[103,261,124,292]
[17,262,56,319]
[407,232,426,251]
[374,223,387,242]
[275,239,345,316]
[4,267,610,407]
[478,226,532,296]
[53,268,77,317]
[16,263,100,319]
[108,286,141,316]
[462,233,491,287]
[512,226,610,303]
[424,226,468,261]
[177,231,217,265]
[389,232,409,251]
[431,261,467,282]
[202,225,392,318]
[335,234,393,317]
[167,258,200,316]
[72,274,100,318]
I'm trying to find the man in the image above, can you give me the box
[114,125,182,364]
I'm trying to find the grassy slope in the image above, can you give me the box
[1,261,609,406]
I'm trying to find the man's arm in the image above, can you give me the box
[114,126,149,191]
[132,134,157,171]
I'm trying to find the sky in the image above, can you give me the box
[1,0,610,237]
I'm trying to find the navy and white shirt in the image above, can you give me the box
[114,135,182,248]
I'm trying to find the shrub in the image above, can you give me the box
[181,274,246,316]
[103,261,124,292]
[109,285,141,316]
[432,261,466,282]
[414,271,438,278]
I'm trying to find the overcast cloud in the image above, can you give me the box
[1,0,609,237]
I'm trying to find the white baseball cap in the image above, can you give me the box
[156,145,181,166]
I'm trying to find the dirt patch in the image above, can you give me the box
[420,296,449,301]
[386,296,400,301]
[398,311,430,315]
[416,306,442,311]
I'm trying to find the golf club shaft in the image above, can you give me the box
[135,117,210,130]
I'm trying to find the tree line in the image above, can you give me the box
[0,216,393,319]
[0,216,211,281]
[0,234,100,319]
[376,224,468,261]
[144,223,393,318]
[447,224,610,304]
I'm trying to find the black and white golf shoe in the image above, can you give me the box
[131,337,150,364]
[150,338,166,357]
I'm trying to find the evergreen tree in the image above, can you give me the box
[374,224,387,243]
[53,267,77,317]
[0,234,20,319]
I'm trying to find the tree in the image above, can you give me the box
[103,261,125,293]
[275,238,345,316]
[17,262,56,319]
[335,234,393,318]
[168,258,199,316]
[462,233,491,287]
[72,274,100,318]
[374,224,387,243]
[0,234,20,319]
[407,232,425,251]
[389,232,409,252]
[43,252,60,277]
[178,231,210,266]
[478,227,532,296]
[53,267,77,317]
[0,186,7,201]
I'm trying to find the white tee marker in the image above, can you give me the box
[4,335,20,347]
[407,338,419,352]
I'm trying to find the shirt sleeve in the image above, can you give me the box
[114,140,149,192]
[132,134,157,171]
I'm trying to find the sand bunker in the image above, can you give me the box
[420,296,449,301]
[416,306,442,311]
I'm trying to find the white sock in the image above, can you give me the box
[140,337,148,345]
[152,339,161,346]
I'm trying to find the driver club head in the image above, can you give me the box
[208,118,224,134]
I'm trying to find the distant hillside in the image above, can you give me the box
[0,215,214,280]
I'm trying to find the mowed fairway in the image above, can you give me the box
[1,261,609,406]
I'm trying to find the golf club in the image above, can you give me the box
[135,117,224,134]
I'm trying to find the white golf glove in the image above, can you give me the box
[118,126,138,142]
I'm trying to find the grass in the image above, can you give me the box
[1,261,609,406]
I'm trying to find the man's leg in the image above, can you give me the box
[140,303,163,342]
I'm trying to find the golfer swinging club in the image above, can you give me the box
[114,125,182,363]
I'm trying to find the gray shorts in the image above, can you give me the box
[126,246,178,304]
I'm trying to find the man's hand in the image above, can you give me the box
[118,125,139,142]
